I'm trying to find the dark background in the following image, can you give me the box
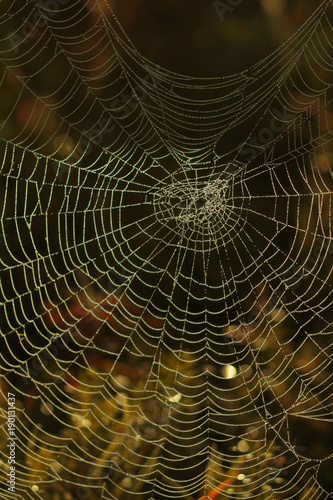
[0,1,333,498]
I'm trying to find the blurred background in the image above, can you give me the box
[109,0,316,75]
[0,1,333,499]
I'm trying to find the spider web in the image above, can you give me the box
[0,0,333,498]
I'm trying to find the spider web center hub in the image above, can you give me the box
[168,178,228,227]
[150,168,244,251]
